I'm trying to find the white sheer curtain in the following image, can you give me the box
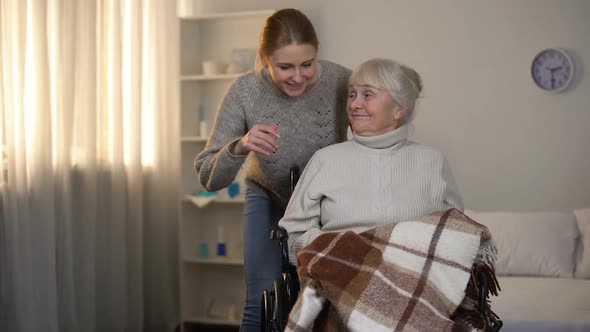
[0,1,180,331]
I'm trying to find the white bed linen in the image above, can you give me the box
[493,276,590,322]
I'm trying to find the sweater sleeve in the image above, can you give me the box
[439,155,464,211]
[194,78,249,191]
[278,153,324,265]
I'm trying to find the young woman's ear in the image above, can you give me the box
[261,55,270,69]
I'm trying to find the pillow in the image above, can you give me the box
[464,210,579,277]
[574,208,590,278]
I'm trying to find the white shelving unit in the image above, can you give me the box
[178,5,274,330]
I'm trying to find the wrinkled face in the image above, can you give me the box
[346,84,405,136]
[265,43,318,97]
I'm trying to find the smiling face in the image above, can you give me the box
[265,43,318,97]
[346,84,406,136]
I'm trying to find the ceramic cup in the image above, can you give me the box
[202,60,228,75]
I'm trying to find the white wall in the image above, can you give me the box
[197,0,590,212]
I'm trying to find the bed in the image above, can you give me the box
[464,208,590,332]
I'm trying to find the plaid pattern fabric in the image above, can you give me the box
[286,209,497,332]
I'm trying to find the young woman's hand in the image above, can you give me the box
[232,124,280,156]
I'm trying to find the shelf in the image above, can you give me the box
[214,198,245,204]
[180,73,243,81]
[179,9,274,21]
[183,196,245,205]
[179,8,267,328]
[184,315,241,326]
[181,136,208,143]
[184,257,244,266]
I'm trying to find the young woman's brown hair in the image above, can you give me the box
[255,8,319,77]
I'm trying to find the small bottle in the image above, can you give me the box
[227,182,240,199]
[198,105,209,138]
[216,225,227,257]
[198,242,209,259]
[200,120,209,138]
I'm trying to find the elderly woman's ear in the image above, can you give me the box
[394,109,406,121]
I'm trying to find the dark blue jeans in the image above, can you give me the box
[240,188,284,332]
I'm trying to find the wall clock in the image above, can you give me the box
[531,48,574,93]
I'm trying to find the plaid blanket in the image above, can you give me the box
[286,208,498,332]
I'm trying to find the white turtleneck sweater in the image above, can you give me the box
[278,124,464,265]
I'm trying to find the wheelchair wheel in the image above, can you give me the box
[282,272,296,309]
[273,279,288,331]
[261,290,272,332]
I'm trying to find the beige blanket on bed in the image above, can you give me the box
[286,208,498,332]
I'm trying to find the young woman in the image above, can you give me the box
[194,8,351,331]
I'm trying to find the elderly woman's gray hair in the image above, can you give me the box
[349,58,423,123]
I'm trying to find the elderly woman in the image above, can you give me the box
[278,58,464,264]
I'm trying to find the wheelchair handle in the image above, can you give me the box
[270,228,288,241]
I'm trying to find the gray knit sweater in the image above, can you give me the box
[278,124,464,264]
[194,60,351,207]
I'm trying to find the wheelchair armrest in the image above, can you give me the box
[269,227,292,272]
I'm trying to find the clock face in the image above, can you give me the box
[531,48,573,92]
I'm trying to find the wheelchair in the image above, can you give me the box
[261,167,300,332]
[261,226,299,332]
[261,168,503,332]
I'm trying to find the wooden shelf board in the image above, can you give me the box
[179,9,274,21]
[182,196,245,205]
[183,257,244,266]
[181,136,208,143]
[180,73,243,81]
[183,315,241,326]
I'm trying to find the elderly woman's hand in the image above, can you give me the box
[232,124,280,156]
